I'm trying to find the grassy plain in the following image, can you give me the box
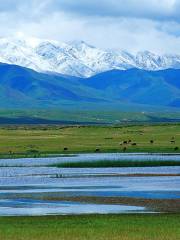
[0,124,179,158]
[0,214,179,240]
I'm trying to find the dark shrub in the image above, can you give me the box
[27,149,39,154]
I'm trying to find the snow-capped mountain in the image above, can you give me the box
[0,37,180,77]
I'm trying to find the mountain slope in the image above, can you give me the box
[0,37,180,77]
[0,63,179,111]
[80,69,180,106]
[0,63,110,108]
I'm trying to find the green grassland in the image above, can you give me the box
[0,214,179,240]
[0,124,179,158]
[0,109,180,124]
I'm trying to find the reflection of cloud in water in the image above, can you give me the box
[0,154,179,216]
[0,199,146,216]
[0,153,180,167]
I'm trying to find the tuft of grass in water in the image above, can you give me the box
[0,214,179,240]
[0,153,77,160]
[52,160,180,168]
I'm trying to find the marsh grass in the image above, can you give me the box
[51,160,180,168]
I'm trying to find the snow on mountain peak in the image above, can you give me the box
[0,36,180,77]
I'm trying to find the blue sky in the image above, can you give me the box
[0,0,179,54]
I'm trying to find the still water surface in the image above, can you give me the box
[0,154,179,216]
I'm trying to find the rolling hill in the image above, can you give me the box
[0,63,179,108]
[0,62,180,123]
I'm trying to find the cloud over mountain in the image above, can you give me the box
[0,1,179,54]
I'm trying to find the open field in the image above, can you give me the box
[0,124,179,158]
[0,109,180,124]
[0,214,179,240]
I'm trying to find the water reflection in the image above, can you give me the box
[0,199,146,216]
[0,154,179,216]
[0,153,180,167]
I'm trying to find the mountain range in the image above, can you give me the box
[0,37,180,77]
[0,62,179,110]
[0,37,179,123]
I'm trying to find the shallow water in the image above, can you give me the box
[1,166,180,178]
[0,153,180,167]
[0,154,179,216]
[0,176,179,199]
[0,199,146,216]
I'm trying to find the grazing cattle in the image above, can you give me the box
[131,143,137,146]
[123,141,128,144]
[64,147,68,151]
[128,140,132,143]
[150,140,154,144]
[171,140,175,144]
[95,148,100,152]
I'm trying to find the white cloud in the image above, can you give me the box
[48,0,180,22]
[0,0,179,54]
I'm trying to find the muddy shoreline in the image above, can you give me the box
[40,196,180,213]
